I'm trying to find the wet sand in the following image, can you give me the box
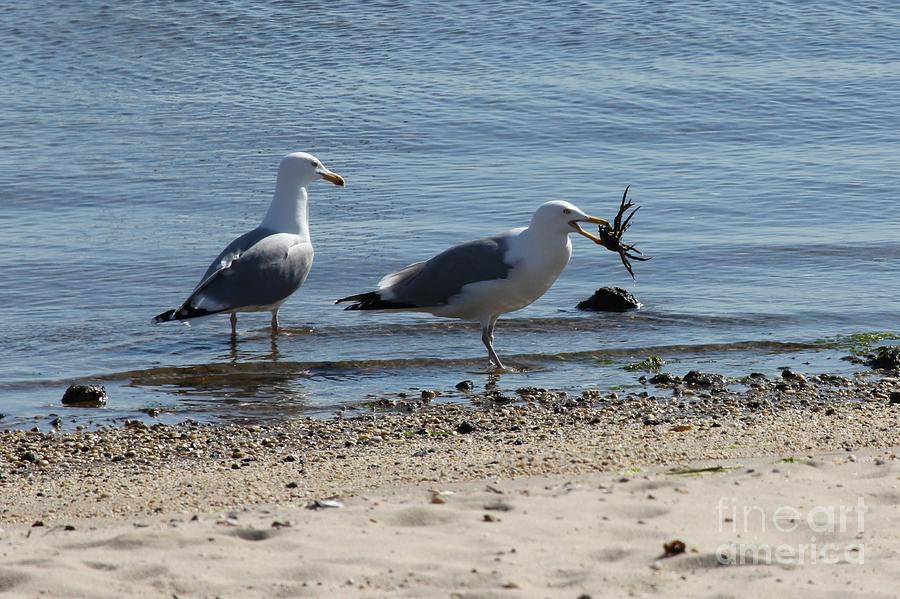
[1,370,898,597]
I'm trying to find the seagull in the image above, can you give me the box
[153,152,345,336]
[335,201,609,369]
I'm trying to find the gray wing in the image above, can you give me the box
[181,227,313,315]
[377,234,513,308]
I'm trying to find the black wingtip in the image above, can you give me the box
[153,305,217,323]
[152,309,177,324]
[335,291,416,311]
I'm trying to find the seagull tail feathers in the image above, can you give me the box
[152,309,178,324]
[334,291,415,311]
[152,304,218,324]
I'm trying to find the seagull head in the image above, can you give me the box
[279,152,346,188]
[531,200,609,242]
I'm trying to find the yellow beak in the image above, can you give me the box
[319,170,346,187]
[569,215,609,244]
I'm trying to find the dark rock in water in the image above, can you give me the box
[61,385,108,407]
[868,346,900,370]
[455,380,475,391]
[780,369,807,384]
[576,287,640,312]
[683,371,725,388]
[649,373,680,386]
[456,420,478,434]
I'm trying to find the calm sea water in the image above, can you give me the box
[2,1,899,429]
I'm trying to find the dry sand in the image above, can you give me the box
[1,454,898,598]
[1,372,899,597]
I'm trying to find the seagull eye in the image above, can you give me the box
[563,208,571,215]
[312,161,319,168]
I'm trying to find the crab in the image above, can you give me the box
[596,185,650,279]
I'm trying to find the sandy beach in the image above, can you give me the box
[1,369,899,597]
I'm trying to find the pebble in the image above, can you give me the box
[456,421,478,434]
[306,499,344,510]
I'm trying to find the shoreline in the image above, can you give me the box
[1,368,898,597]
[2,368,898,523]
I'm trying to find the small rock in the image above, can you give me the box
[285,481,299,489]
[683,371,725,388]
[649,373,680,386]
[61,384,108,407]
[576,287,640,312]
[662,539,686,557]
[306,499,344,510]
[64,525,76,531]
[456,421,478,434]
[455,380,475,391]
[781,369,806,383]
[889,391,900,404]
[868,346,900,370]
[421,389,438,400]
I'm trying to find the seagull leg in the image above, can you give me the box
[481,316,504,370]
[271,308,279,334]
[230,313,237,338]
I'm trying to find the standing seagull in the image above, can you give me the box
[336,201,609,369]
[154,152,345,336]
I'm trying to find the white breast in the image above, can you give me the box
[433,229,572,322]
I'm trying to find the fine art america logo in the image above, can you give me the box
[715,496,867,565]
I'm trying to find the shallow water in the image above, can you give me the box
[1,1,898,429]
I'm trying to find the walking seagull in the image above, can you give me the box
[153,152,345,336]
[336,201,610,369]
